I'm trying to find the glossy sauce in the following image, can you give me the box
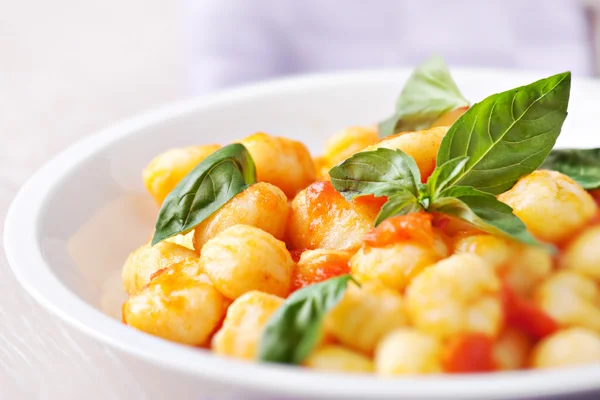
[501,283,558,341]
[363,212,434,248]
[442,333,495,373]
[291,258,350,292]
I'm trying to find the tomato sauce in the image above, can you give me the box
[363,212,434,247]
[291,259,350,292]
[442,333,495,373]
[289,249,304,263]
[353,193,388,210]
[501,283,558,341]
[305,181,341,217]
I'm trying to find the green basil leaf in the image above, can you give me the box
[375,190,424,226]
[151,143,256,245]
[540,148,600,189]
[329,148,421,200]
[426,156,470,200]
[258,275,358,364]
[378,114,401,138]
[436,72,571,194]
[379,55,469,136]
[430,186,543,247]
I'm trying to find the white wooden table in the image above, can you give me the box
[0,1,188,398]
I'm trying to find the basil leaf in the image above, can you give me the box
[258,275,358,364]
[436,72,571,194]
[540,148,600,189]
[329,148,421,200]
[379,55,469,136]
[430,186,542,247]
[375,190,423,226]
[151,143,256,245]
[426,156,470,200]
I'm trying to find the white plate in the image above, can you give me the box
[5,68,600,400]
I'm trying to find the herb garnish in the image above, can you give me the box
[151,143,256,245]
[540,148,600,190]
[332,71,571,247]
[258,275,358,364]
[378,55,469,137]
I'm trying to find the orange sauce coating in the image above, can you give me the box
[501,283,558,341]
[363,212,434,248]
[442,333,495,373]
[291,252,351,292]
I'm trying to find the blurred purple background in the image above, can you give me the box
[185,0,597,93]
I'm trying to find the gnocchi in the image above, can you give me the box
[363,126,448,181]
[323,126,379,167]
[287,181,380,251]
[492,328,531,371]
[498,170,596,244]
[143,144,220,205]
[561,225,600,281]
[350,242,440,292]
[534,271,600,334]
[212,291,284,359]
[239,133,316,198]
[201,224,294,300]
[121,241,198,295]
[326,281,406,355]
[454,235,552,296]
[122,261,227,345]
[193,182,288,250]
[405,254,503,339]
[531,328,600,368]
[303,345,374,373]
[121,66,600,379]
[375,328,442,375]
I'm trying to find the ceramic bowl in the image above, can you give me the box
[5,68,600,399]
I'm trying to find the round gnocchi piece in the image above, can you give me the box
[193,182,289,250]
[323,126,379,167]
[286,181,380,251]
[122,262,227,345]
[492,328,531,371]
[121,241,198,295]
[561,225,600,281]
[212,290,283,360]
[313,156,331,181]
[531,328,600,368]
[453,234,513,270]
[454,234,552,296]
[143,144,220,205]
[303,345,374,373]
[534,271,600,334]
[326,281,406,355]
[430,106,469,127]
[375,328,442,375]
[239,132,316,198]
[405,254,502,339]
[363,126,448,181]
[350,241,441,292]
[498,170,597,244]
[504,245,553,297]
[201,225,294,300]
